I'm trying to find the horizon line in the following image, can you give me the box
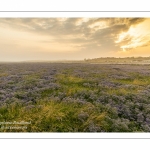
[0,56,150,63]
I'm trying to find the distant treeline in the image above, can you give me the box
[84,57,150,64]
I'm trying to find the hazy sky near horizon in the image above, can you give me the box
[0,18,150,61]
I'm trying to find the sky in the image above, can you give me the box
[0,18,150,61]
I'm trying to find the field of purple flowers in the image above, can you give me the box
[0,63,150,132]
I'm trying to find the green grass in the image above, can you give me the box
[41,89,54,98]
[23,74,40,84]
[1,65,147,132]
[0,99,107,132]
[56,74,90,96]
[114,78,150,86]
[106,88,137,96]
[113,72,150,86]
[111,73,150,95]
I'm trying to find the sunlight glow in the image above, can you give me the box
[116,19,150,50]
[0,18,150,61]
[122,47,126,52]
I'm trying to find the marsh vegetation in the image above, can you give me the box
[0,63,150,132]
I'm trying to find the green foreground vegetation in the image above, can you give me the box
[0,63,150,132]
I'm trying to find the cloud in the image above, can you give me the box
[0,18,148,58]
[0,18,145,35]
[115,19,150,50]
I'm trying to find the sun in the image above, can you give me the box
[122,48,126,52]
